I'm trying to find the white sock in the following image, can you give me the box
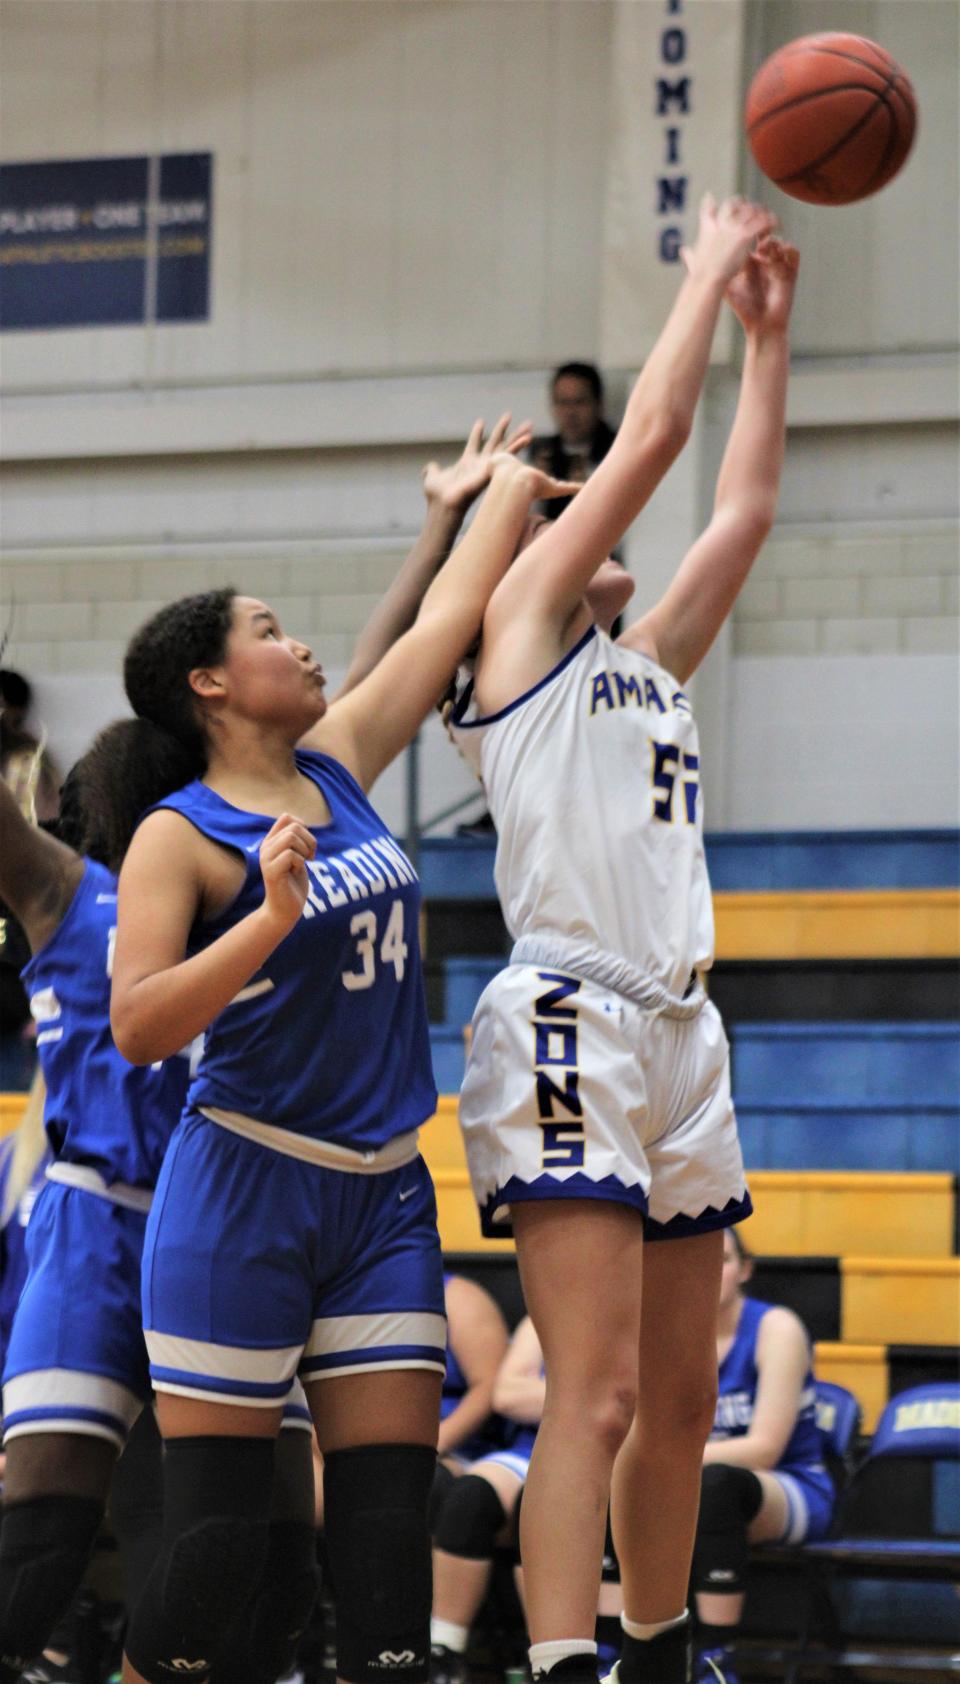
[431,1617,469,1652]
[621,1609,688,1641]
[529,1639,598,1675]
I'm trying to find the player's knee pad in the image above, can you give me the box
[0,1493,103,1682]
[433,1472,507,1560]
[124,1435,274,1684]
[324,1442,436,1684]
[428,1459,458,1533]
[691,1463,764,1596]
[212,1519,318,1684]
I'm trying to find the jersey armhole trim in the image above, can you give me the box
[451,624,598,730]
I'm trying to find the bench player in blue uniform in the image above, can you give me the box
[0,417,537,1684]
[692,1228,833,1684]
[107,447,576,1684]
[446,203,798,1684]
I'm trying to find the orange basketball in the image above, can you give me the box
[745,33,917,205]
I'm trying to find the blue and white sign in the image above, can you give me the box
[0,152,212,330]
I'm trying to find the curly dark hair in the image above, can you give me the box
[58,719,201,871]
[124,588,236,764]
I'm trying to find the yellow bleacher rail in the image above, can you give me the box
[841,1256,960,1347]
[813,1342,888,1433]
[712,887,960,960]
[741,1171,955,1260]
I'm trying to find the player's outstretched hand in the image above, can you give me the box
[423,414,535,513]
[681,193,779,289]
[259,813,316,933]
[485,449,583,507]
[726,236,800,336]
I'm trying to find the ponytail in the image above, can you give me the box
[66,718,202,871]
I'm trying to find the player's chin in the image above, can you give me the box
[586,565,635,625]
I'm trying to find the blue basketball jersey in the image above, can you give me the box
[0,1137,50,1375]
[155,750,436,1150]
[21,859,190,1187]
[713,1296,824,1472]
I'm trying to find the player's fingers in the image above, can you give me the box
[422,461,440,481]
[486,412,512,451]
[699,190,717,220]
[505,421,533,456]
[465,418,485,454]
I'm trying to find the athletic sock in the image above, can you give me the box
[595,1613,621,1669]
[617,1610,692,1684]
[529,1640,599,1684]
[431,1619,469,1653]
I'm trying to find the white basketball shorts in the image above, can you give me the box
[459,964,751,1240]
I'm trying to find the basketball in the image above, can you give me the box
[745,33,917,205]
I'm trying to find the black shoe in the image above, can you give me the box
[18,1658,82,1684]
[430,1645,466,1684]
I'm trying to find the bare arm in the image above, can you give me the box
[307,455,578,790]
[437,1276,511,1457]
[110,808,316,1064]
[335,416,532,698]
[628,239,798,684]
[703,1307,812,1471]
[0,775,83,952]
[477,198,779,684]
[491,1316,545,1425]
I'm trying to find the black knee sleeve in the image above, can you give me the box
[324,1442,436,1684]
[124,1436,275,1684]
[212,1519,318,1684]
[433,1472,506,1561]
[428,1460,458,1534]
[691,1463,764,1597]
[0,1493,103,1681]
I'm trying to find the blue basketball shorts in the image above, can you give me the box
[1,1178,312,1450]
[142,1111,447,1409]
[772,1463,835,1543]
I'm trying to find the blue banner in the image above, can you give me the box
[0,152,212,330]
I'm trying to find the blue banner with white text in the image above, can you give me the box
[0,152,212,330]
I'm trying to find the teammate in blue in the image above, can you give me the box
[692,1228,834,1684]
[0,416,535,1684]
[107,446,575,1684]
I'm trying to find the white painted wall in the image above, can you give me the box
[1,0,958,835]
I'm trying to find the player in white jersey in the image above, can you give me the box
[448,200,799,1684]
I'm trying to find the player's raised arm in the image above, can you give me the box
[333,414,532,698]
[0,773,83,953]
[628,238,798,684]
[309,453,579,790]
[483,196,778,638]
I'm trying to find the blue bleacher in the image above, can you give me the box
[431,1013,960,1172]
[732,1023,960,1172]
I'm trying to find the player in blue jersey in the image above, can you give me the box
[444,204,799,1684]
[691,1228,834,1684]
[106,447,576,1684]
[0,418,538,1684]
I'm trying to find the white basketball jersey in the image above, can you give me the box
[449,626,715,998]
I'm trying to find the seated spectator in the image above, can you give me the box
[691,1228,835,1684]
[439,1271,511,1471]
[528,361,617,520]
[430,1314,543,1683]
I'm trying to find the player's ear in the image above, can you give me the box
[189,665,226,701]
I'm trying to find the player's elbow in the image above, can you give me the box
[111,993,164,1066]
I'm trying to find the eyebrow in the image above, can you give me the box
[250,610,275,626]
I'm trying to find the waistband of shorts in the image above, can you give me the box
[199,1107,420,1172]
[508,935,706,1019]
[45,1161,154,1213]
